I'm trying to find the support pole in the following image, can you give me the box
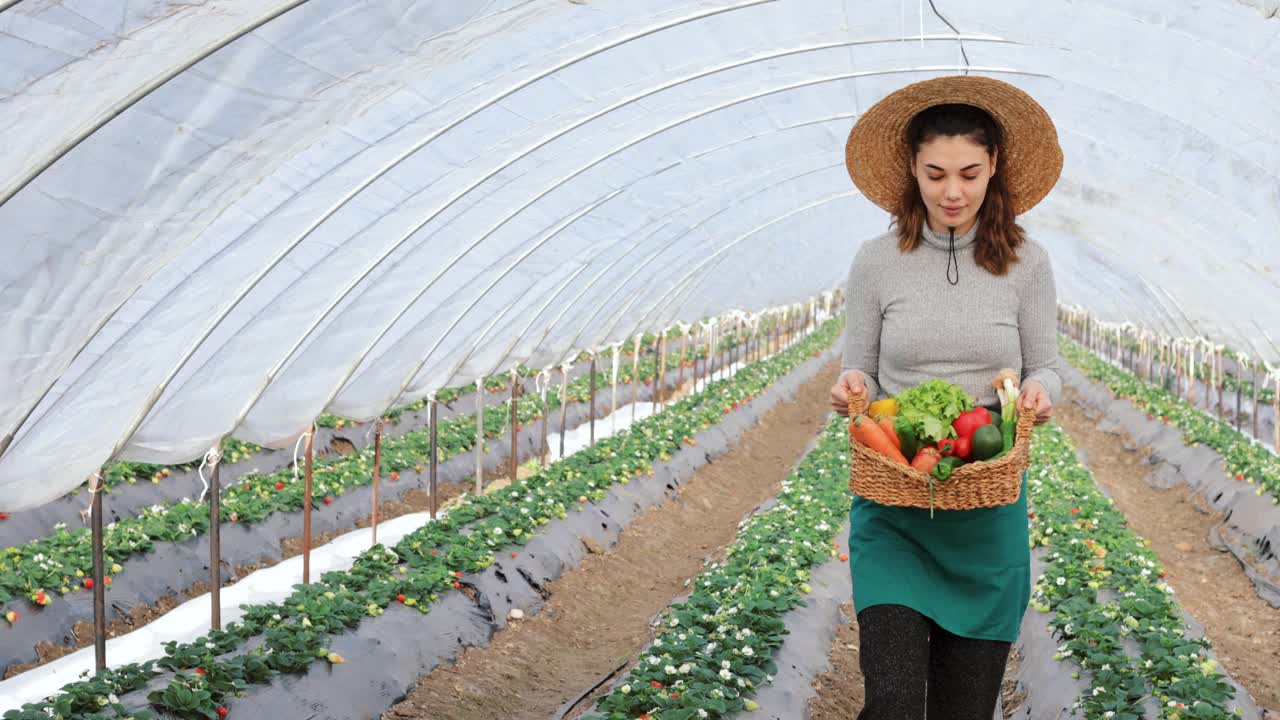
[539,373,550,468]
[631,335,640,423]
[372,419,382,546]
[429,396,439,519]
[475,377,484,495]
[90,469,106,672]
[677,331,687,392]
[657,333,668,410]
[209,448,222,630]
[510,369,519,482]
[559,364,569,460]
[303,423,315,584]
[1252,363,1260,440]
[1217,349,1225,420]
[589,353,597,447]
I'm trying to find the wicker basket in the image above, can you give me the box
[847,390,1035,513]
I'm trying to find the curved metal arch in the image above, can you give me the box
[0,0,314,208]
[247,121,846,430]
[2,0,774,460]
[398,140,851,405]
[624,192,861,342]
[412,156,849,402]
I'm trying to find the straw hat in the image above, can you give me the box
[844,75,1063,216]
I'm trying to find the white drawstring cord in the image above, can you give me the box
[197,444,224,503]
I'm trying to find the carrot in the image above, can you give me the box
[853,415,910,465]
[877,416,901,452]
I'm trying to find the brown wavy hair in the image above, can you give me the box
[892,103,1026,275]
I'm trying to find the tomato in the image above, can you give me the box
[953,436,972,460]
[937,438,957,457]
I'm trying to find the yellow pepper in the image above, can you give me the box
[868,398,900,419]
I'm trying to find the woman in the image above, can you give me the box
[828,75,1064,719]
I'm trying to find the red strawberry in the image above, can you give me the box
[396,594,406,603]
[242,484,250,490]
[670,693,680,699]
[839,553,849,562]
[650,680,664,689]
[511,552,518,558]
[390,472,400,481]
[1027,512,1035,519]
[430,549,438,556]
[452,581,461,589]
[0,513,8,520]
[195,667,206,675]
[323,496,332,505]
[83,578,94,590]
[275,482,285,491]
[34,591,49,606]
[104,576,112,586]
[454,571,463,578]
[1236,473,1244,480]
[217,707,228,718]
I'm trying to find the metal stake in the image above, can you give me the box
[372,419,382,546]
[510,369,519,481]
[475,378,484,495]
[657,334,668,409]
[90,470,106,672]
[677,332,687,392]
[209,451,222,630]
[429,397,439,519]
[589,354,597,447]
[559,365,569,459]
[303,423,315,585]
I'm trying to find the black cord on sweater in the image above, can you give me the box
[946,227,960,285]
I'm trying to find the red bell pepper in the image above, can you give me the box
[951,408,992,442]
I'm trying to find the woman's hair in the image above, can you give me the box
[892,103,1026,275]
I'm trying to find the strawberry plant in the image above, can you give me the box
[1059,335,1279,502]
[1,316,838,720]
[1026,421,1243,719]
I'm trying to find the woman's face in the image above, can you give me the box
[910,134,997,235]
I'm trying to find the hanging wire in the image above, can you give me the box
[197,444,224,503]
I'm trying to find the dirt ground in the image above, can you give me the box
[1054,386,1280,715]
[381,359,841,720]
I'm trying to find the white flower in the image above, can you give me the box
[719,668,733,680]
[669,617,680,627]
[722,660,732,669]
[679,663,692,674]
[665,665,677,675]
[1056,577,1066,586]
[648,655,661,665]
[698,711,709,718]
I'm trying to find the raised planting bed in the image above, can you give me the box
[1005,420,1264,720]
[0,319,840,719]
[1059,336,1280,607]
[0,337,748,677]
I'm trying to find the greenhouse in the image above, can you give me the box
[1,1,1277,718]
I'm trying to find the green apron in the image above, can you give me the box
[847,470,1030,643]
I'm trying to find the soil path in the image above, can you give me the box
[383,359,841,720]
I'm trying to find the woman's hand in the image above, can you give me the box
[831,370,867,416]
[1020,380,1053,425]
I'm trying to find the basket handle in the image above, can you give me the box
[847,388,868,418]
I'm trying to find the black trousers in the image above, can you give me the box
[856,603,1010,720]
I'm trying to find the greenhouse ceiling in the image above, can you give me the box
[1,0,1277,509]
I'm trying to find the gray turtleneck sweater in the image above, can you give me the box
[841,223,1063,410]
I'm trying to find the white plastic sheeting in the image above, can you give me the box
[1,0,1277,511]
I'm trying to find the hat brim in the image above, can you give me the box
[845,75,1063,217]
